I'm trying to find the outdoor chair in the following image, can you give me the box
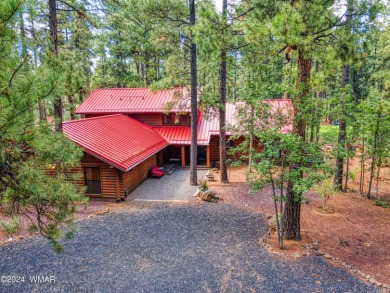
[151,166,164,178]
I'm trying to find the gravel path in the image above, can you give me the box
[130,169,206,201]
[0,202,377,293]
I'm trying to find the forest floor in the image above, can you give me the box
[0,198,376,292]
[208,165,390,286]
[0,201,115,245]
[1,160,389,288]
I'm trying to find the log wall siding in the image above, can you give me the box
[179,115,190,126]
[45,167,84,190]
[81,153,120,199]
[157,150,164,166]
[209,135,263,163]
[129,113,189,126]
[129,114,163,125]
[121,155,156,196]
[84,114,104,118]
[80,152,157,200]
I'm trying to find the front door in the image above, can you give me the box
[84,167,101,194]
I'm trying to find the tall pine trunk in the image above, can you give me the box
[334,0,353,190]
[219,0,228,183]
[49,0,62,132]
[334,64,349,190]
[359,129,365,193]
[248,103,254,173]
[367,111,380,199]
[284,50,311,241]
[189,0,198,186]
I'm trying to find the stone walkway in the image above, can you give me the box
[130,168,206,202]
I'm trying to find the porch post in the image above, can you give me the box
[206,145,211,167]
[181,145,186,167]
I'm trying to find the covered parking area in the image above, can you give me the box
[129,169,207,202]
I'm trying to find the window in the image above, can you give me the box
[163,113,175,124]
[84,167,101,194]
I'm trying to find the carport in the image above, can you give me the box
[129,169,207,202]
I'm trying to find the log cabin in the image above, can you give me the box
[62,87,293,201]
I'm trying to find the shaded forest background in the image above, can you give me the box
[0,0,389,250]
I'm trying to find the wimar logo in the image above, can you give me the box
[29,276,56,283]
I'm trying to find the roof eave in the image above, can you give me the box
[124,143,168,172]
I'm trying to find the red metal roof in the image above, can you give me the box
[263,99,294,134]
[75,88,190,114]
[149,100,293,146]
[198,100,293,138]
[62,114,168,172]
[153,127,191,145]
[153,126,209,145]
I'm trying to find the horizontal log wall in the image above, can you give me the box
[45,167,84,190]
[179,115,190,126]
[130,114,163,125]
[210,135,220,162]
[54,152,158,201]
[121,155,156,197]
[81,153,119,199]
[209,135,263,163]
[84,114,105,118]
[130,113,189,126]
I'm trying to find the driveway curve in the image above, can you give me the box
[0,202,376,292]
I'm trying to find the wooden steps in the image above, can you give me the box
[162,164,177,175]
[181,166,210,170]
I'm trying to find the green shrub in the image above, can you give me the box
[348,168,357,182]
[313,179,336,211]
[199,179,208,191]
[373,199,388,208]
[1,216,20,236]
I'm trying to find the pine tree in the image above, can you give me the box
[218,0,228,183]
[189,0,198,186]
[242,0,380,240]
[0,0,86,252]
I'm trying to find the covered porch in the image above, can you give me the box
[159,145,211,168]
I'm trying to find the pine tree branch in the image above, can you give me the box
[147,6,189,27]
[234,6,255,19]
[0,82,57,133]
[6,54,29,95]
[228,42,250,50]
[0,1,22,25]
[312,8,371,37]
[57,0,84,15]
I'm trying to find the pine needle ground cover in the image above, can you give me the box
[209,166,390,285]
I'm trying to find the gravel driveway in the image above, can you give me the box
[0,202,377,292]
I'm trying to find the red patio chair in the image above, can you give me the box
[151,166,164,178]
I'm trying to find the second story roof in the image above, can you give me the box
[75,87,190,115]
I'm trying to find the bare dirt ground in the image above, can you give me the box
[0,201,116,245]
[208,166,390,286]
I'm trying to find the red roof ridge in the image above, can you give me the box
[152,126,190,128]
[92,87,184,91]
[94,87,148,90]
[62,114,124,124]
[63,114,161,134]
[227,99,291,103]
[263,98,291,101]
[63,114,165,140]
[75,87,189,115]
